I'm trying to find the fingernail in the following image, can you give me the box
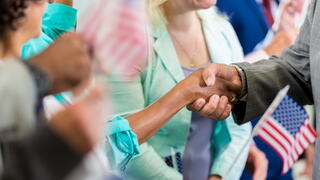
[214,95,219,100]
[197,100,205,108]
[226,104,232,112]
[205,77,214,86]
[222,96,228,103]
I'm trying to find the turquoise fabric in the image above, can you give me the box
[106,116,140,171]
[21,3,77,60]
[21,3,140,171]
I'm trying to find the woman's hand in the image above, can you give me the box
[177,67,240,120]
[176,68,238,105]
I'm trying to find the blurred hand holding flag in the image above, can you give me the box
[77,0,150,79]
[225,86,317,178]
[252,86,317,174]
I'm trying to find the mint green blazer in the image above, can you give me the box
[109,8,252,180]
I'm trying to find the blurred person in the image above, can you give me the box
[217,1,307,179]
[216,0,305,63]
[0,1,103,179]
[106,0,252,179]
[0,59,106,180]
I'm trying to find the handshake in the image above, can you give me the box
[175,64,244,120]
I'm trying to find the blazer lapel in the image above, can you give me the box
[199,11,232,65]
[153,27,185,83]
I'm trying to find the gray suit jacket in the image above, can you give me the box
[0,60,83,180]
[234,0,320,179]
[0,60,36,141]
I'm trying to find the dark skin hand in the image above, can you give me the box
[29,33,91,95]
[188,63,242,120]
[125,69,237,144]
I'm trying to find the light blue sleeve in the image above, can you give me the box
[105,116,140,171]
[21,3,77,60]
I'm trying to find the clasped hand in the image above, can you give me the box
[179,63,242,120]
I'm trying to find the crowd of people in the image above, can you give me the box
[0,0,319,180]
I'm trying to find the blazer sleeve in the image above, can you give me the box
[106,74,182,180]
[233,0,316,125]
[105,116,140,171]
[121,143,182,180]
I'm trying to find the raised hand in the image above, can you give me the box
[264,29,299,56]
[187,63,242,120]
[246,145,268,180]
[29,33,91,94]
[49,85,106,155]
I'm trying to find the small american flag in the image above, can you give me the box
[253,86,318,174]
[78,0,149,78]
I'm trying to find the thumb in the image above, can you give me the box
[203,64,218,87]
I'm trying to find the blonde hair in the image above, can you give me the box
[147,0,168,28]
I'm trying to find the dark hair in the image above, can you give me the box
[0,0,28,35]
[0,0,40,52]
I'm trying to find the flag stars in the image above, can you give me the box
[272,96,308,135]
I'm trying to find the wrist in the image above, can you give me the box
[231,65,247,100]
[173,80,196,105]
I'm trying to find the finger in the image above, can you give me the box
[209,96,228,120]
[218,104,232,120]
[253,153,268,180]
[202,64,218,86]
[199,95,219,117]
[252,164,268,180]
[187,98,206,111]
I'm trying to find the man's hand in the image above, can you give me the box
[246,145,268,180]
[30,33,91,94]
[48,85,106,155]
[177,68,239,103]
[187,64,242,120]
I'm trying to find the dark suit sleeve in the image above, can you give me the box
[1,126,83,180]
[233,0,317,125]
